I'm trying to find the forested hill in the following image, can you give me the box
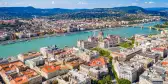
[0,6,167,19]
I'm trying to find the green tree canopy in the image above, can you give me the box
[92,48,110,57]
[118,78,131,84]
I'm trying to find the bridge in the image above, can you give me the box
[127,24,166,31]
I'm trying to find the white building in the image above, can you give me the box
[17,52,42,62]
[139,69,163,84]
[111,48,142,61]
[40,47,49,58]
[113,60,143,82]
[0,31,7,41]
[130,54,155,69]
[57,70,91,84]
[151,47,168,58]
[77,37,98,49]
[25,56,45,68]
[79,57,108,80]
[75,48,99,62]
[99,35,121,48]
[40,45,59,58]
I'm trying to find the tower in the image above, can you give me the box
[97,30,104,41]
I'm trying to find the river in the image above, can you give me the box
[0,21,163,58]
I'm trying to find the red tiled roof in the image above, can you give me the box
[161,61,168,66]
[12,76,28,84]
[0,61,38,84]
[21,52,41,59]
[41,65,61,73]
[151,47,165,52]
[89,57,106,67]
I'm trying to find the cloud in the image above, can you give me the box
[0,1,8,5]
[117,4,123,7]
[132,3,138,6]
[28,4,32,6]
[15,2,24,5]
[145,1,155,4]
[52,1,55,4]
[149,1,154,4]
[77,1,88,5]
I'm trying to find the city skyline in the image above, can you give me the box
[0,0,168,9]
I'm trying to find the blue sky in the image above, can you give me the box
[0,0,168,9]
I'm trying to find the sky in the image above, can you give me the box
[0,0,168,9]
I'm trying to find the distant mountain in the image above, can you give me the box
[0,6,74,19]
[145,7,168,11]
[112,6,147,13]
[0,6,167,19]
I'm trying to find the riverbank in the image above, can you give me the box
[0,27,120,46]
[0,21,158,46]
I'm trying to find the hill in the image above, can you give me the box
[0,6,166,19]
[145,7,168,11]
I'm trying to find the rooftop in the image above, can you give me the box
[140,68,163,82]
[0,61,39,84]
[118,61,142,73]
[154,57,168,72]
[139,52,160,59]
[25,56,44,62]
[130,54,153,65]
[19,52,41,59]
[69,70,90,82]
[151,47,166,52]
[41,65,61,73]
[89,57,106,67]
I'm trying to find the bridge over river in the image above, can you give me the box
[128,24,168,31]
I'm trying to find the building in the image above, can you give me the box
[135,34,149,45]
[138,52,160,63]
[0,31,7,41]
[17,51,42,62]
[136,41,153,53]
[113,60,143,82]
[99,35,121,48]
[40,47,50,58]
[67,26,79,32]
[38,65,69,79]
[77,31,122,49]
[79,57,108,80]
[0,61,42,84]
[25,56,45,69]
[57,70,91,84]
[139,68,163,84]
[40,45,60,58]
[77,37,98,49]
[151,47,168,58]
[65,60,84,69]
[56,52,78,64]
[75,48,99,62]
[153,57,168,77]
[111,48,142,61]
[130,54,155,69]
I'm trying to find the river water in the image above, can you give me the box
[0,21,163,58]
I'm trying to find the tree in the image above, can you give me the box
[119,37,135,49]
[52,80,58,84]
[118,78,131,84]
[154,22,168,28]
[91,80,98,84]
[97,75,113,84]
[92,48,110,57]
[164,22,168,25]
